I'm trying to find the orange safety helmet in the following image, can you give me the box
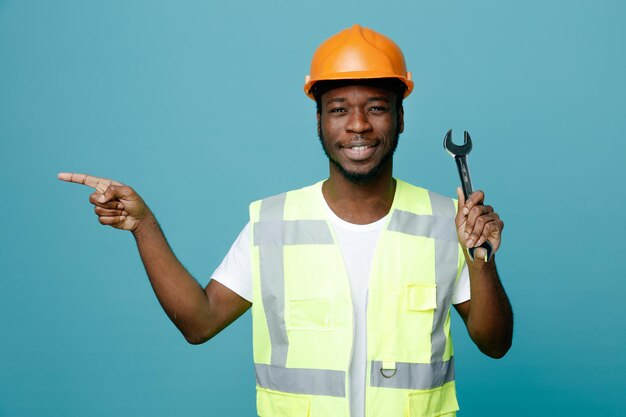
[304,24,414,100]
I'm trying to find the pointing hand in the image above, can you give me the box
[58,172,149,232]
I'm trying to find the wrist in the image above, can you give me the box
[131,209,158,239]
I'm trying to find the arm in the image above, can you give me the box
[132,213,251,344]
[453,188,513,358]
[58,172,251,344]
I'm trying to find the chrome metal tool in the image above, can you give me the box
[443,129,493,261]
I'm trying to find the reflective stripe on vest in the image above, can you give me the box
[369,357,455,390]
[255,363,346,397]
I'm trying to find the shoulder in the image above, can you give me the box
[395,178,450,201]
[394,179,458,217]
[249,181,325,220]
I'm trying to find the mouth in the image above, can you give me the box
[341,142,378,161]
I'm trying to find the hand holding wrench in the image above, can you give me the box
[443,129,493,262]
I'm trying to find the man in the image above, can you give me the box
[60,25,512,417]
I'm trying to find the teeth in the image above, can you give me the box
[351,145,369,151]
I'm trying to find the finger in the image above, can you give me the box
[96,184,136,205]
[466,213,500,248]
[455,187,471,230]
[473,247,489,262]
[466,204,493,227]
[455,187,469,223]
[467,212,498,246]
[107,185,135,199]
[58,172,123,192]
[474,218,503,249]
[464,205,493,238]
[456,187,466,208]
[89,192,124,209]
[463,190,485,214]
[98,215,126,225]
[94,206,128,217]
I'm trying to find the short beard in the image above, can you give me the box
[318,131,400,185]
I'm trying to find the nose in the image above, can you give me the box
[346,110,373,134]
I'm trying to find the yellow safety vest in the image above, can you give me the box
[249,179,465,417]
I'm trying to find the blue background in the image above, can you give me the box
[1,0,625,416]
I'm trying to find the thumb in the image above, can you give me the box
[456,187,467,213]
[455,186,469,229]
[99,185,127,204]
[96,188,112,204]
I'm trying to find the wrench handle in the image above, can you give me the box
[454,155,474,200]
[453,155,493,261]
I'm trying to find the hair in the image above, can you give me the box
[311,78,406,113]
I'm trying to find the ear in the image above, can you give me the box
[397,106,404,134]
[317,112,321,136]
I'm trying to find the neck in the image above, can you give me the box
[322,162,396,225]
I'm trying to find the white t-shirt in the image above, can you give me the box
[211,197,470,417]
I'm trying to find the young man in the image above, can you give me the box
[60,24,512,417]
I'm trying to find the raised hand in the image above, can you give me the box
[58,172,149,232]
[455,187,504,261]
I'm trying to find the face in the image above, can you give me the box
[317,84,404,184]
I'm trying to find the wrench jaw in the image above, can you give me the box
[468,242,494,263]
[443,129,473,158]
[463,131,472,150]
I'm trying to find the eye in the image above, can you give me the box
[369,106,387,112]
[328,107,346,114]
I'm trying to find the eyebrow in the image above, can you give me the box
[325,96,390,106]
[326,98,346,105]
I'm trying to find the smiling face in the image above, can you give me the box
[317,84,404,184]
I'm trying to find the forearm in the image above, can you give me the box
[465,256,513,358]
[132,210,212,343]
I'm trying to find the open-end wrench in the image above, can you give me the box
[443,129,493,262]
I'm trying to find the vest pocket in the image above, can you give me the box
[286,297,334,331]
[257,387,311,417]
[405,283,437,311]
[406,382,459,417]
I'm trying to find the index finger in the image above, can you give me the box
[464,190,485,209]
[57,172,123,192]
